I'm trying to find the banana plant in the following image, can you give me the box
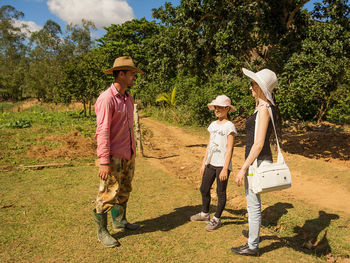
[155,87,176,107]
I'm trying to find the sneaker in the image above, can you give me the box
[205,218,221,231]
[190,212,210,222]
[231,243,259,257]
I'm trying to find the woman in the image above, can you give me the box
[231,68,281,257]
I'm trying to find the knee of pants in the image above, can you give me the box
[216,191,227,201]
[119,184,133,196]
[118,194,130,204]
[200,185,210,196]
[247,203,261,215]
[120,177,133,192]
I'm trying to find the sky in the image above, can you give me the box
[2,0,319,38]
[2,0,182,37]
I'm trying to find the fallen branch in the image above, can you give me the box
[0,163,72,171]
[1,204,13,209]
[18,163,72,170]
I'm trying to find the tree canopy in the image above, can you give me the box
[0,0,349,124]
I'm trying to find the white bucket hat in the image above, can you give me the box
[208,95,236,112]
[242,68,278,106]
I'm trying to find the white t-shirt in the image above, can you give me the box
[206,120,237,170]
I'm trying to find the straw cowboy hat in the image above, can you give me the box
[242,68,278,106]
[208,95,237,112]
[104,56,144,74]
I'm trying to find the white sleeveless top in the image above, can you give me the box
[206,120,237,170]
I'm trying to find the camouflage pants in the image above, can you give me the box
[95,155,135,213]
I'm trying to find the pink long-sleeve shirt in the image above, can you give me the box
[95,84,136,164]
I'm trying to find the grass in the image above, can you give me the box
[0,101,349,262]
[2,158,348,262]
[0,105,96,166]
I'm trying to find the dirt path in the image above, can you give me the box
[140,117,350,215]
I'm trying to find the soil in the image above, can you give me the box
[23,109,350,214]
[26,130,96,160]
[140,117,350,215]
[11,98,83,112]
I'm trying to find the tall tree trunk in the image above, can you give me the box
[83,101,87,117]
[88,99,92,117]
[314,96,331,124]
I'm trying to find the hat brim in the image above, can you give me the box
[207,103,236,112]
[104,66,144,74]
[242,68,275,106]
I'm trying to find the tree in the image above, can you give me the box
[97,18,161,103]
[27,20,63,101]
[59,21,107,116]
[97,18,160,72]
[61,49,108,116]
[152,0,311,77]
[278,0,350,122]
[0,5,28,100]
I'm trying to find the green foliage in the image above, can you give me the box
[27,20,63,101]
[326,81,350,124]
[155,87,176,106]
[145,0,349,125]
[4,119,31,128]
[97,18,160,75]
[0,102,14,111]
[1,1,349,125]
[58,21,106,116]
[277,2,350,122]
[0,5,28,100]
[0,107,97,166]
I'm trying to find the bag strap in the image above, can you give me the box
[253,104,285,167]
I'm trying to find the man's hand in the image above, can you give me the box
[99,164,111,181]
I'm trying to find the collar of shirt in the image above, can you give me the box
[110,83,129,98]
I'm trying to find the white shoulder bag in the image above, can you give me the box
[248,105,292,194]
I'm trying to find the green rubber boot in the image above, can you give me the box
[111,203,140,230]
[93,209,120,247]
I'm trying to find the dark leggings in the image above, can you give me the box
[200,164,230,218]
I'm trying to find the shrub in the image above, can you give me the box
[5,119,32,128]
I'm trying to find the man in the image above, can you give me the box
[93,56,143,248]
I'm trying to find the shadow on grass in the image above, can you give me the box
[221,207,248,226]
[262,202,294,227]
[234,202,340,257]
[259,209,339,258]
[114,205,247,240]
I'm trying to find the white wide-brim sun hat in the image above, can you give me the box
[207,95,236,112]
[242,68,278,106]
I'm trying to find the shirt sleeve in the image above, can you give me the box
[227,121,237,135]
[95,96,114,164]
[208,121,214,133]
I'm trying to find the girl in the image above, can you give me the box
[190,95,237,231]
[231,68,281,257]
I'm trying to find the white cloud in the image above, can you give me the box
[47,0,135,28]
[12,20,42,38]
